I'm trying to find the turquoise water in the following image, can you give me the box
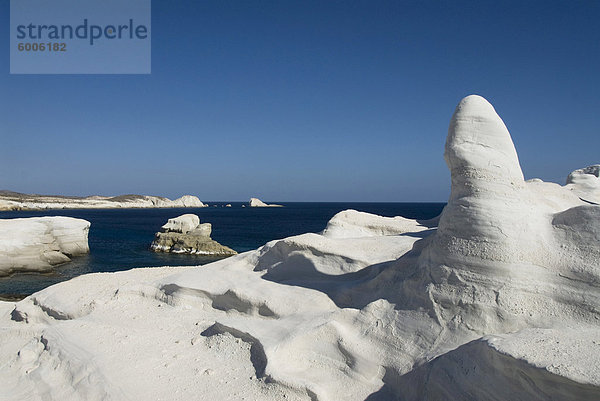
[0,202,445,298]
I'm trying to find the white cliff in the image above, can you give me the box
[0,217,90,276]
[0,96,598,401]
[0,191,207,211]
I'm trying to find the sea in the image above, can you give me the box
[0,202,445,299]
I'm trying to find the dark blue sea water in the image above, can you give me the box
[0,202,445,298]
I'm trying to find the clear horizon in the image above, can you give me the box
[1,1,599,202]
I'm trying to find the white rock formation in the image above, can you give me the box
[160,214,200,234]
[566,165,600,204]
[249,197,283,207]
[0,95,598,400]
[323,209,437,238]
[0,191,207,211]
[151,214,237,256]
[0,217,90,276]
[171,195,207,208]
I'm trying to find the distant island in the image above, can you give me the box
[0,191,207,211]
[249,197,283,207]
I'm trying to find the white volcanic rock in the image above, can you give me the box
[1,95,599,401]
[171,195,207,207]
[0,217,90,276]
[254,231,424,280]
[160,214,200,234]
[566,165,600,204]
[323,209,437,238]
[436,95,531,263]
[0,192,207,210]
[383,98,600,397]
[249,197,283,207]
[431,96,585,271]
[249,197,268,207]
[151,214,236,256]
[393,95,600,351]
[394,327,600,400]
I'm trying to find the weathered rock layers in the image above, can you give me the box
[0,192,207,211]
[0,217,90,276]
[150,214,237,256]
[2,96,598,401]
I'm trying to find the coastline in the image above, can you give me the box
[0,96,598,400]
[0,202,446,299]
[0,191,207,211]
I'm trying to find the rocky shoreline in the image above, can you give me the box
[0,96,598,400]
[0,191,207,211]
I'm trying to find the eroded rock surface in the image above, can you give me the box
[0,191,207,211]
[151,214,237,256]
[1,96,598,401]
[0,217,90,276]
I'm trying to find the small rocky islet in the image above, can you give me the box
[150,214,237,256]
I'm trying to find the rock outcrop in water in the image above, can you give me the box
[0,191,207,211]
[1,95,598,401]
[248,197,283,207]
[150,214,237,256]
[0,217,90,276]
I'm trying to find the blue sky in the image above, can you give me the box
[1,1,599,201]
